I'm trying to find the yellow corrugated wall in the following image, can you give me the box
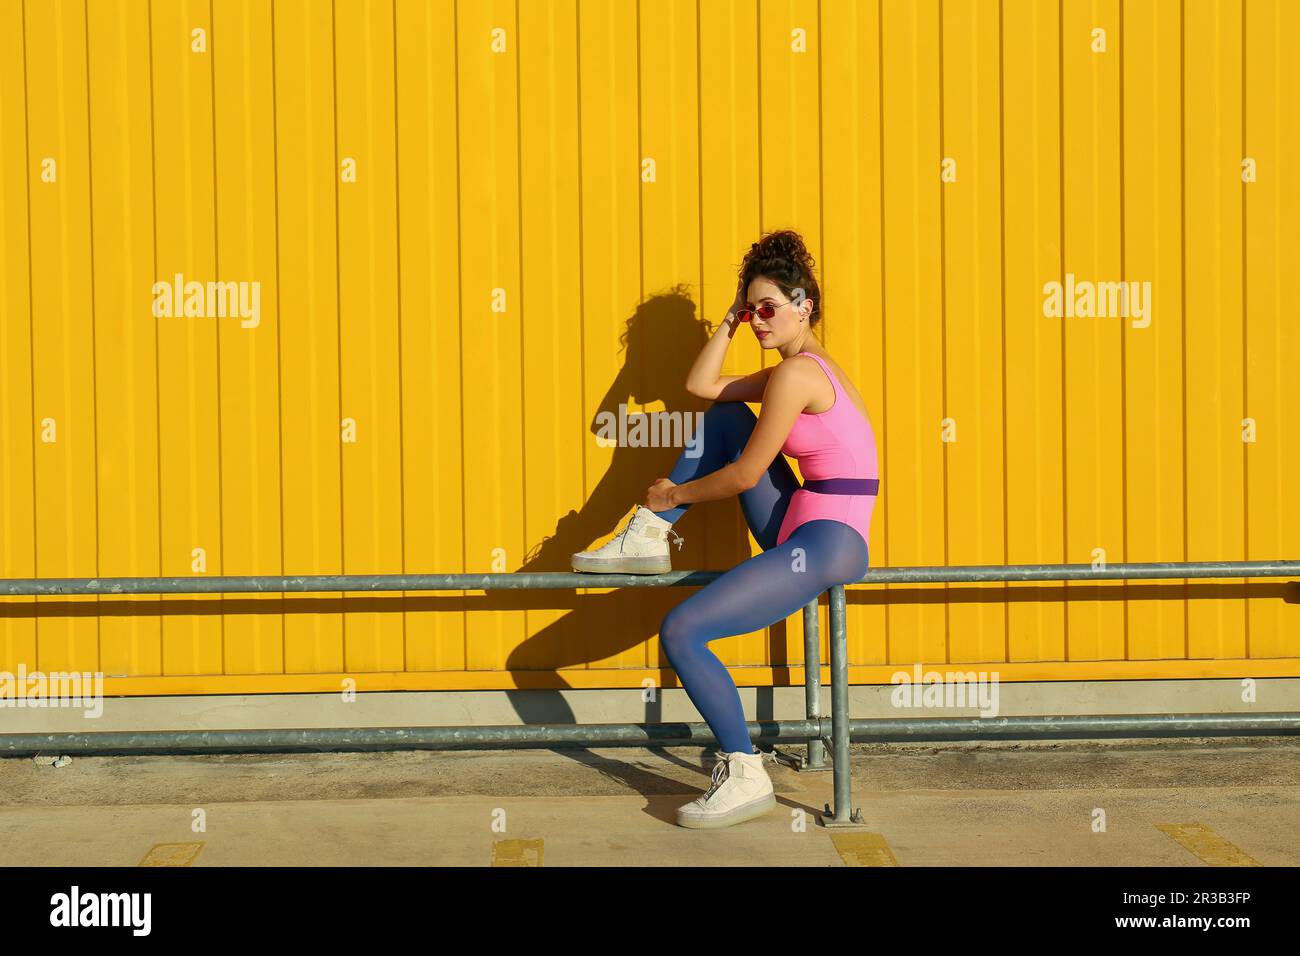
[1,0,1297,696]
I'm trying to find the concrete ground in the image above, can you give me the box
[1,736,1297,866]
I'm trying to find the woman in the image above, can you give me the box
[572,230,880,829]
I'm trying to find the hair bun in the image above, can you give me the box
[758,230,813,269]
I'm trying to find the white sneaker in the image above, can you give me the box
[675,747,778,829]
[571,505,684,574]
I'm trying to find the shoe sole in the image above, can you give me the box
[675,792,777,829]
[571,554,671,574]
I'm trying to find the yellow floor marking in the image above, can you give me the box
[830,832,899,866]
[138,842,205,867]
[491,839,544,867]
[1156,824,1260,866]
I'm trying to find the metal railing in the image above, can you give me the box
[3,559,1299,827]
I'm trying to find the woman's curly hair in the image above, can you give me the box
[738,229,822,327]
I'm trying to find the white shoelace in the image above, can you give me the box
[700,749,773,802]
[613,511,685,553]
[702,758,731,800]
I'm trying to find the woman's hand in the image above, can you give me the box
[721,279,749,336]
[645,478,678,513]
[730,276,749,318]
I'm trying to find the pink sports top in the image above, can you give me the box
[774,351,879,550]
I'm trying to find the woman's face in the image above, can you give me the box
[745,276,812,350]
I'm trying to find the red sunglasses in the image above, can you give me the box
[735,298,796,323]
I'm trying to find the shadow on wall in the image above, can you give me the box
[501,284,797,747]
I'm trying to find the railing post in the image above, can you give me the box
[821,583,865,827]
[800,598,828,770]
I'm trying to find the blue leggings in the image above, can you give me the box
[653,401,870,754]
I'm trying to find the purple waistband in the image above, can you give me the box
[801,477,880,496]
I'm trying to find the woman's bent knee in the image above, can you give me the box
[658,608,691,657]
[705,400,756,422]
